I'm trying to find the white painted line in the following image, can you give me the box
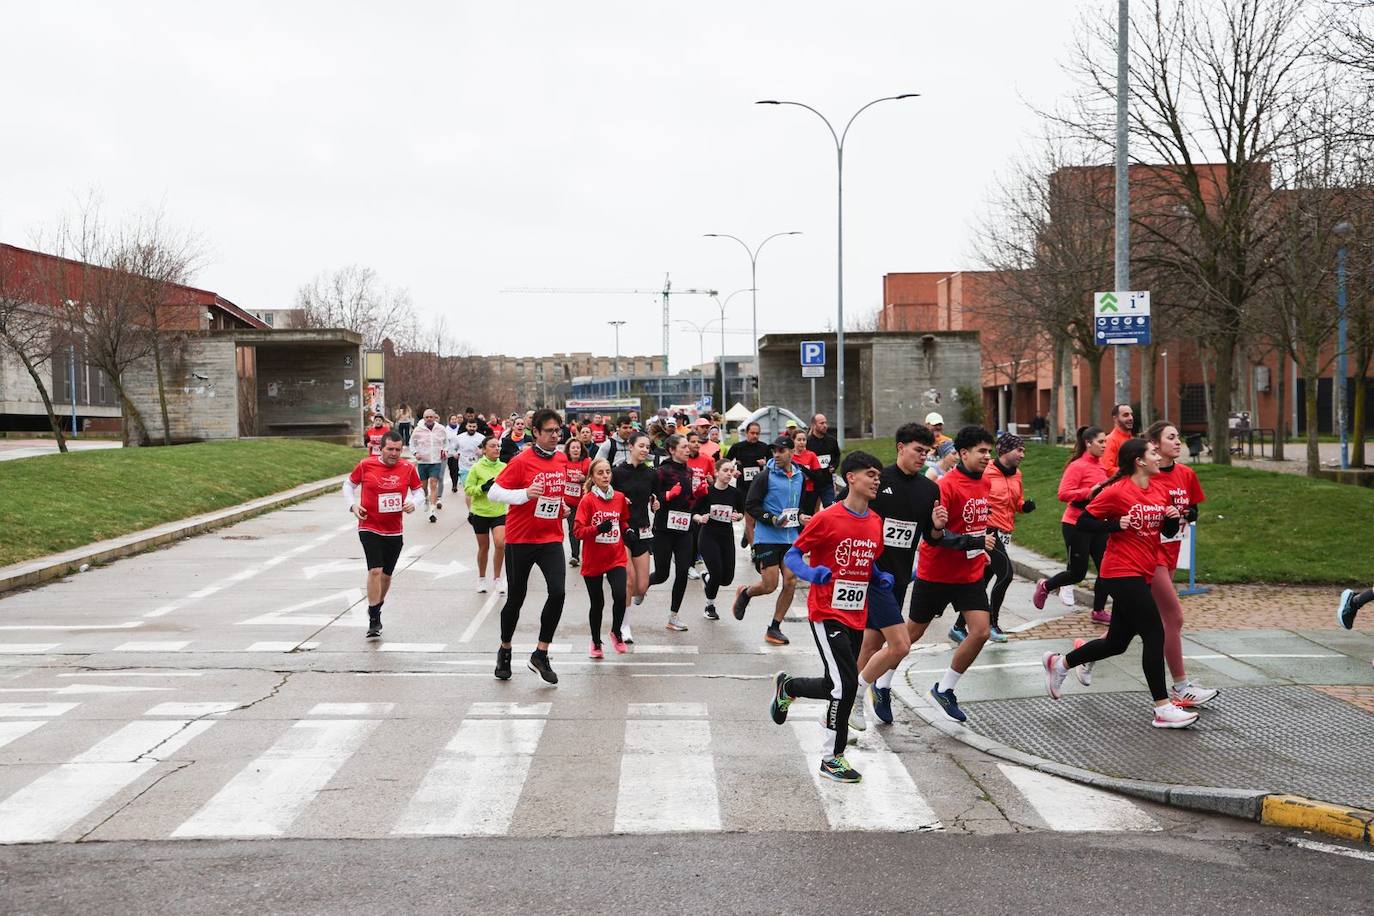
[56,671,203,678]
[307,703,394,717]
[627,703,708,718]
[467,702,552,717]
[114,641,190,653]
[172,719,377,838]
[790,720,942,832]
[624,645,699,655]
[187,586,222,599]
[378,643,447,653]
[245,641,320,652]
[0,719,215,844]
[0,622,142,631]
[1287,837,1374,861]
[630,673,772,679]
[614,719,720,834]
[997,764,1160,832]
[143,702,239,717]
[907,661,1042,674]
[238,589,364,628]
[0,644,59,655]
[0,720,47,750]
[0,703,79,717]
[394,719,545,836]
[439,660,695,668]
[458,591,503,643]
[1231,653,1342,659]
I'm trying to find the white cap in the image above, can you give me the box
[925,412,944,426]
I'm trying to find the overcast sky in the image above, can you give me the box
[0,1,1093,372]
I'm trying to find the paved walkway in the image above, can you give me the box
[0,438,121,461]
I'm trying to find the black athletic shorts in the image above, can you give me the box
[628,531,653,558]
[359,531,404,576]
[467,513,505,535]
[752,542,789,572]
[909,579,990,624]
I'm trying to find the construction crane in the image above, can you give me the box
[502,274,717,370]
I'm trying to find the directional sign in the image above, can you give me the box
[800,341,826,366]
[1094,290,1151,346]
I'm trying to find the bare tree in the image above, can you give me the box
[0,249,68,450]
[297,265,416,350]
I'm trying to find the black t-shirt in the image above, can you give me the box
[809,432,842,473]
[612,461,656,530]
[869,462,941,578]
[653,460,696,530]
[727,439,771,470]
[691,484,743,529]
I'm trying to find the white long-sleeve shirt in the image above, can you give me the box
[409,422,447,464]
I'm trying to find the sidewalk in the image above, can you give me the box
[894,545,1374,841]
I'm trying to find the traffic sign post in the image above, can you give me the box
[1094,290,1151,346]
[801,341,826,418]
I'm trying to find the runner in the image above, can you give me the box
[692,459,743,620]
[649,434,704,632]
[1041,438,1198,728]
[849,423,940,732]
[701,425,723,461]
[586,414,608,446]
[573,457,631,658]
[925,412,951,447]
[924,440,957,482]
[462,406,492,437]
[342,431,423,640]
[562,438,591,568]
[911,426,1001,723]
[445,415,463,492]
[1147,420,1218,708]
[450,418,485,506]
[647,421,670,467]
[1035,426,1112,623]
[1099,403,1135,475]
[612,431,658,635]
[487,408,571,684]
[726,421,771,547]
[791,428,823,517]
[464,435,507,593]
[950,433,1035,645]
[807,413,842,508]
[596,415,636,466]
[499,416,531,463]
[364,414,390,456]
[685,431,716,494]
[408,409,448,523]
[394,404,414,447]
[769,451,891,784]
[734,435,808,646]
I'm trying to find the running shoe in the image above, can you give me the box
[848,695,868,732]
[687,566,701,580]
[1059,585,1075,607]
[988,626,1008,644]
[1170,682,1219,708]
[632,594,644,606]
[622,624,634,644]
[930,684,967,722]
[869,685,894,724]
[494,646,512,680]
[1032,579,1049,610]
[608,631,628,654]
[666,615,688,632]
[435,500,442,510]
[366,610,382,639]
[1072,638,1093,686]
[569,556,580,568]
[589,641,604,660]
[765,624,789,646]
[477,578,488,594]
[1091,609,1112,625]
[429,512,437,523]
[493,576,506,594]
[769,671,792,724]
[948,625,968,644]
[704,603,719,620]
[819,755,862,784]
[732,586,752,621]
[527,651,558,684]
[1042,652,1067,700]
[1151,702,1199,729]
[1338,588,1357,630]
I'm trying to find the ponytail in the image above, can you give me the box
[1105,438,1149,487]
[1069,425,1104,465]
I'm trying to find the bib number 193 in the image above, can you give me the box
[377,492,403,513]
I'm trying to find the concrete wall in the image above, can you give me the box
[124,336,240,441]
[255,342,363,440]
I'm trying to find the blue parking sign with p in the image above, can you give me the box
[801,341,826,366]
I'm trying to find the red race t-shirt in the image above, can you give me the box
[349,456,421,536]
[793,448,820,493]
[916,466,991,584]
[494,448,569,544]
[364,425,391,456]
[563,457,592,506]
[793,502,885,631]
[572,491,630,577]
[685,454,716,495]
[587,423,607,444]
[1152,463,1205,570]
[1086,476,1175,579]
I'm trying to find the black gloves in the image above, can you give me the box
[596,519,614,534]
[1184,505,1199,523]
[1022,499,1036,513]
[480,479,494,493]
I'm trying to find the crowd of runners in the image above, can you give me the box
[345,401,1228,784]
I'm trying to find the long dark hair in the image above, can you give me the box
[664,434,686,459]
[1070,425,1104,464]
[1105,437,1150,486]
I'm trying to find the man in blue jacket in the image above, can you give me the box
[733,436,809,645]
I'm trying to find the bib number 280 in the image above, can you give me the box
[831,579,869,611]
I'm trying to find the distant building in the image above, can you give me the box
[250,307,306,329]
[569,355,753,414]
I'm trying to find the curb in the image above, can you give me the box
[890,671,1373,843]
[0,474,349,596]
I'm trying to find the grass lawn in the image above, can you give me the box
[0,439,361,568]
[842,438,1370,586]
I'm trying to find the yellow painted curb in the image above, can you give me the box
[1261,795,1374,843]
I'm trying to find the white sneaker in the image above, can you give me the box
[621,623,634,644]
[848,696,868,732]
[687,567,701,580]
[1169,682,1219,708]
[477,578,488,594]
[493,576,506,594]
[666,615,688,632]
[1071,638,1093,686]
[1043,652,1068,700]
[1059,585,1075,607]
[632,594,644,606]
[1151,702,1199,729]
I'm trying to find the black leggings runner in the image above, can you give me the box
[955,532,1011,632]
[650,528,695,614]
[499,542,566,644]
[566,515,581,561]
[1043,522,1110,612]
[1064,576,1167,701]
[784,621,863,758]
[697,524,736,602]
[585,567,627,644]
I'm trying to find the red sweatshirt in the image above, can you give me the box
[793,448,820,493]
[563,457,591,507]
[685,454,716,496]
[1152,463,1205,571]
[916,465,991,585]
[1057,454,1108,525]
[493,448,569,544]
[573,489,630,576]
[985,461,1025,532]
[1100,427,1133,476]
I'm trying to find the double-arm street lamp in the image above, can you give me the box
[710,289,752,412]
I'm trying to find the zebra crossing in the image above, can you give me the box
[0,696,1164,844]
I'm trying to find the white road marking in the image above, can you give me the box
[458,591,503,643]
[0,720,48,750]
[0,622,142,631]
[790,720,943,832]
[621,645,698,655]
[627,703,708,718]
[237,589,364,627]
[0,684,174,695]
[143,702,239,717]
[394,719,545,836]
[0,718,215,844]
[114,641,190,652]
[0,644,59,654]
[997,764,1160,832]
[614,719,721,834]
[439,660,695,668]
[378,643,447,653]
[307,703,394,716]
[245,641,320,652]
[172,719,377,838]
[1287,837,1374,861]
[0,703,79,717]
[467,702,551,717]
[56,671,203,678]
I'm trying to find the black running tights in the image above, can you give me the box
[785,621,862,758]
[500,542,565,644]
[649,528,694,614]
[1044,522,1109,612]
[585,567,627,644]
[1064,576,1167,701]
[697,524,736,601]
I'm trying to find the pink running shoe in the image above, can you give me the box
[1091,609,1112,625]
[1032,579,1049,610]
[608,631,628,654]
[589,641,604,659]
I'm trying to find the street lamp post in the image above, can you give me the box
[607,320,626,400]
[756,94,919,447]
[703,231,802,409]
[677,317,723,405]
[710,289,752,413]
[1335,221,1353,469]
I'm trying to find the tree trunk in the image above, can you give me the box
[150,334,172,447]
[15,349,69,452]
[1139,343,1158,429]
[1301,346,1321,476]
[1083,353,1103,430]
[1048,341,1063,447]
[1208,335,1238,466]
[1352,373,1366,468]
[1060,339,1077,440]
[1273,349,1286,462]
[113,376,149,447]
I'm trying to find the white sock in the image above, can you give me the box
[857,677,870,693]
[876,669,896,689]
[1173,679,1188,691]
[937,668,962,693]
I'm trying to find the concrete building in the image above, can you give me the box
[568,355,753,413]
[757,331,982,440]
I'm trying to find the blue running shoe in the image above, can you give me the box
[948,625,967,644]
[1338,589,1357,630]
[988,626,1008,644]
[869,685,894,725]
[930,683,967,722]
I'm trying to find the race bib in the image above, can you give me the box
[1160,524,1185,544]
[818,455,831,469]
[377,492,403,514]
[997,530,1013,546]
[563,482,582,498]
[777,508,800,529]
[883,519,917,549]
[708,503,735,524]
[743,467,759,481]
[595,526,621,545]
[639,527,654,541]
[831,579,869,611]
[965,529,988,559]
[666,510,691,532]
[534,496,562,519]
